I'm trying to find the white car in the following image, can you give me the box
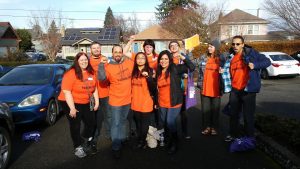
[260,52,300,79]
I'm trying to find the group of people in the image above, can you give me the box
[58,35,271,159]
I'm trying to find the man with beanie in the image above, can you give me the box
[222,35,271,142]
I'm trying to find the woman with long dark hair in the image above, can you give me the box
[156,50,195,154]
[131,52,157,149]
[194,40,222,136]
[58,52,99,158]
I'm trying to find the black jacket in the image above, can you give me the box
[160,58,195,107]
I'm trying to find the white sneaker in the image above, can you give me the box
[74,146,87,158]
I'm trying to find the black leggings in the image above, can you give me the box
[133,111,152,143]
[201,95,221,129]
[60,101,96,148]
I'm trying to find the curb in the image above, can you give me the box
[256,131,300,169]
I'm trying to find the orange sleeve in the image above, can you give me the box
[61,70,76,91]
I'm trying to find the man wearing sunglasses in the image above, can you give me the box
[221,35,271,142]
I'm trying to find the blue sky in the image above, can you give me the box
[0,0,267,30]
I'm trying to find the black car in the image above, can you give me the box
[0,102,14,169]
[291,51,300,62]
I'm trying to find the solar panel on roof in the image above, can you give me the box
[110,32,116,35]
[106,28,112,31]
[69,36,76,40]
[63,36,69,40]
[105,32,110,35]
[104,36,109,39]
[75,36,81,40]
[98,36,104,40]
[109,36,115,39]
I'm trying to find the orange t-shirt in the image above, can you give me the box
[58,69,97,104]
[105,58,134,106]
[131,76,153,113]
[90,55,109,98]
[202,57,220,97]
[157,73,181,108]
[230,53,249,90]
[147,53,158,70]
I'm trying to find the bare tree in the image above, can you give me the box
[115,13,141,42]
[263,0,300,36]
[28,8,66,61]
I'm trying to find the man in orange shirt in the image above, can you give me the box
[222,36,271,142]
[98,45,134,159]
[89,42,111,154]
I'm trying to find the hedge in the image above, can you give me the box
[192,40,300,59]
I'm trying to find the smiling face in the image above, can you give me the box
[112,46,123,62]
[136,53,146,66]
[208,44,216,55]
[169,42,179,54]
[144,45,154,55]
[232,38,244,54]
[78,54,89,70]
[91,43,101,57]
[159,54,170,69]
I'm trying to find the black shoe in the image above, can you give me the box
[224,135,235,142]
[112,150,121,159]
[90,144,98,155]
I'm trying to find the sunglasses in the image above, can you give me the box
[232,43,242,46]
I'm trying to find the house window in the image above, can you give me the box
[248,25,259,35]
[248,25,253,35]
[228,25,239,36]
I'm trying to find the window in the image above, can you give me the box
[248,25,259,35]
[228,25,239,36]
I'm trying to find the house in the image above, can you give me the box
[60,27,121,58]
[132,25,182,53]
[0,22,20,57]
[210,9,270,42]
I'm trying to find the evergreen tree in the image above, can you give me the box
[155,0,198,21]
[104,7,115,28]
[16,29,32,51]
[48,20,57,34]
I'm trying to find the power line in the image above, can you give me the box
[0,14,158,21]
[0,8,156,13]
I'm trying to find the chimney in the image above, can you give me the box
[257,8,260,17]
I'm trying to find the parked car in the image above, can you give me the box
[28,53,47,62]
[0,64,69,125]
[0,102,14,169]
[260,52,300,79]
[0,66,13,78]
[290,51,300,62]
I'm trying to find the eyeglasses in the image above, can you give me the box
[232,43,241,46]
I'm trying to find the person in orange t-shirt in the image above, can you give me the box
[156,50,195,154]
[169,40,191,140]
[58,52,99,158]
[89,42,111,153]
[194,39,222,136]
[131,52,157,149]
[98,45,133,159]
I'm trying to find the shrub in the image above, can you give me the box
[66,56,75,60]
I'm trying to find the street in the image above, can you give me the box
[8,76,300,169]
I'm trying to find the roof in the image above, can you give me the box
[61,27,121,46]
[214,9,269,25]
[0,22,20,40]
[222,32,298,42]
[134,25,182,40]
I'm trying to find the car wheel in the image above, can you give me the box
[261,69,269,79]
[45,99,58,126]
[0,126,12,169]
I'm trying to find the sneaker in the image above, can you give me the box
[224,135,234,142]
[90,143,98,155]
[74,146,87,158]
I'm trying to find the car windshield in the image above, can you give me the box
[270,54,294,61]
[0,66,53,85]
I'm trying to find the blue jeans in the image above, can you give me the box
[160,107,181,133]
[93,97,111,141]
[110,104,130,151]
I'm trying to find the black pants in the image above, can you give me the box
[229,88,256,137]
[60,101,96,148]
[201,94,221,129]
[133,111,152,143]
